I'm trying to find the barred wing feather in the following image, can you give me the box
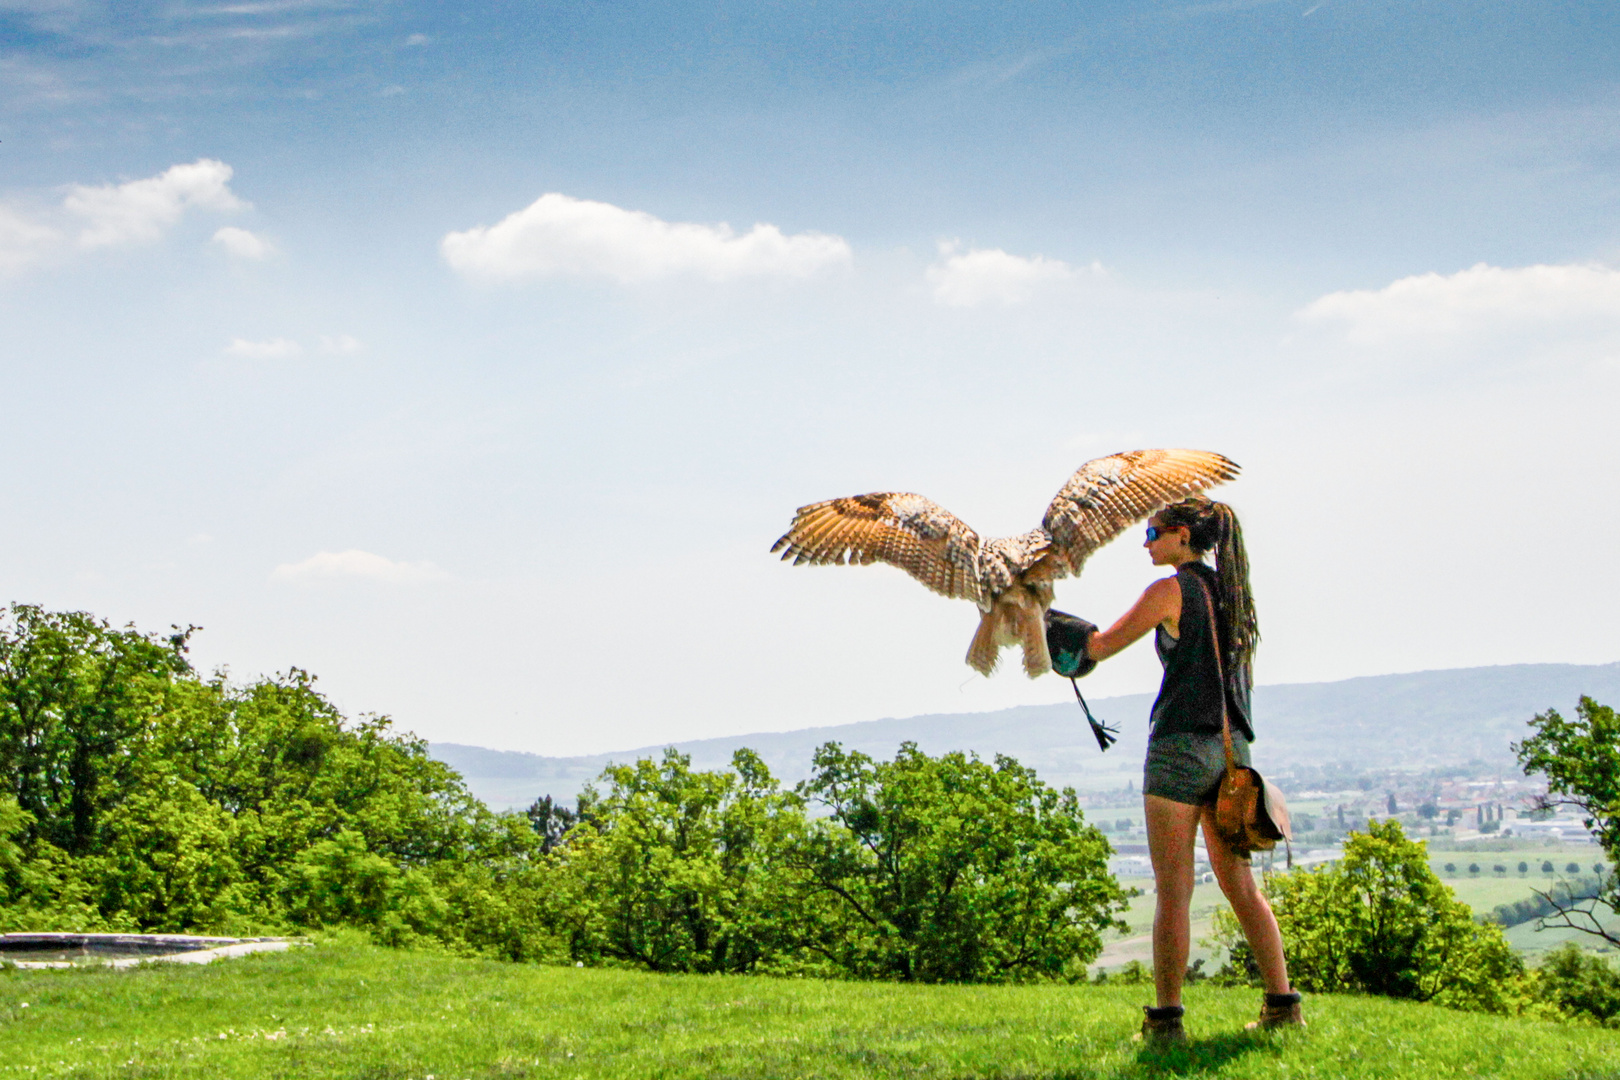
[770,493,985,603]
[1042,449,1240,574]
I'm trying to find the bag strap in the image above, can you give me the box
[1188,571,1237,776]
[1192,571,1291,866]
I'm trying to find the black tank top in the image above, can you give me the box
[1148,562,1253,741]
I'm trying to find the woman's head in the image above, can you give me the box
[1148,496,1259,668]
[1154,497,1229,554]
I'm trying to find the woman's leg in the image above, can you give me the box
[1199,811,1290,995]
[1144,793,1203,1008]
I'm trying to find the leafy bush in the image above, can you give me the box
[541,748,823,974]
[1217,820,1524,1012]
[1529,943,1620,1026]
[793,741,1128,983]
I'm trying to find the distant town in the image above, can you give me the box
[1089,764,1603,883]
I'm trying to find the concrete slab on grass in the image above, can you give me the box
[0,933,301,970]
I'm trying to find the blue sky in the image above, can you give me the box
[3,1,1618,756]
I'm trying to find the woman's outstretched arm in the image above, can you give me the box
[1086,575,1181,662]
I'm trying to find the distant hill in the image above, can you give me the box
[431,663,1620,810]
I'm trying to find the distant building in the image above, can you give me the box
[1501,818,1598,843]
[1109,855,1154,878]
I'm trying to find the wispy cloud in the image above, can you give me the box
[441,193,852,283]
[1298,262,1620,342]
[926,241,1101,307]
[224,337,302,358]
[212,225,273,258]
[0,159,251,273]
[270,549,449,584]
[0,204,61,274]
[188,1,365,17]
[318,334,362,354]
[66,159,245,248]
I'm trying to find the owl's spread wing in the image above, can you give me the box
[770,492,984,603]
[1042,449,1240,574]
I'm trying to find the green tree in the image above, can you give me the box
[792,741,1128,983]
[542,749,820,974]
[85,772,247,931]
[1217,820,1524,1012]
[1515,697,1620,946]
[0,605,191,855]
[525,794,594,854]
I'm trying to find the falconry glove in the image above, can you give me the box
[1044,609,1098,678]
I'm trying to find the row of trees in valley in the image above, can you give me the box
[2,603,1616,1024]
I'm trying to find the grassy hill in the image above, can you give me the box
[3,936,1616,1079]
[433,662,1620,808]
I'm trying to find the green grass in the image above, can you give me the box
[2,936,1617,1079]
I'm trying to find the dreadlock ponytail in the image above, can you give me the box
[1157,496,1259,670]
[1211,503,1258,669]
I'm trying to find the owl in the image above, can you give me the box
[771,449,1238,677]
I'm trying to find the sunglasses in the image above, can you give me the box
[1145,524,1184,542]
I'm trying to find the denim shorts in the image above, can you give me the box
[1143,731,1251,806]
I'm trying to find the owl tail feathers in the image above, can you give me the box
[1018,606,1053,679]
[966,605,1052,678]
[966,612,1000,676]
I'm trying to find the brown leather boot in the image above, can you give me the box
[1246,991,1305,1031]
[1137,1005,1188,1045]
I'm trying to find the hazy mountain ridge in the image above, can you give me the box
[432,663,1620,809]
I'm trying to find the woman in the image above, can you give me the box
[1084,496,1303,1042]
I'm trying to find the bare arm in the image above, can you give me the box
[1085,575,1181,662]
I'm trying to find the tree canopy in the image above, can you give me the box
[1515,696,1620,947]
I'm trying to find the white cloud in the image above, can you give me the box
[926,241,1098,306]
[224,337,302,358]
[441,192,852,282]
[319,334,363,354]
[212,225,273,259]
[0,205,60,273]
[1298,262,1620,343]
[270,549,449,585]
[65,159,245,248]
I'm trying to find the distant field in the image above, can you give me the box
[1096,839,1617,972]
[1097,877,1232,970]
[2,936,1615,1080]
